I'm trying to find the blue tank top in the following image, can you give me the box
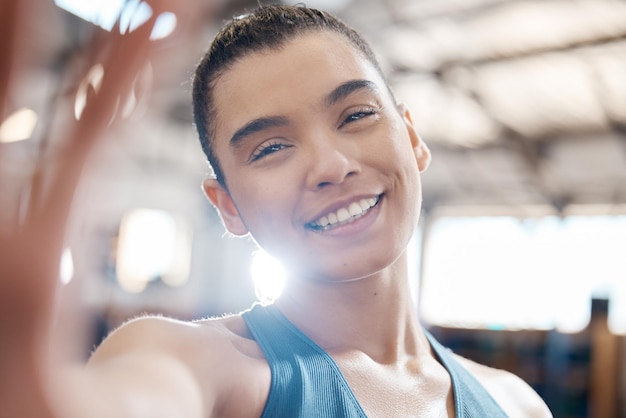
[242,303,508,417]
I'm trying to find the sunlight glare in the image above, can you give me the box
[60,248,74,285]
[421,216,626,332]
[55,0,177,39]
[151,12,177,40]
[0,108,38,143]
[54,0,124,31]
[251,250,285,304]
[119,0,152,34]
[116,209,177,293]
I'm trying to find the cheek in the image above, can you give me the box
[371,124,418,175]
[391,125,421,175]
[231,181,293,231]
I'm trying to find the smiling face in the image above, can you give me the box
[204,31,430,283]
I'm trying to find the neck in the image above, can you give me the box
[275,253,428,363]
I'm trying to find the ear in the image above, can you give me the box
[397,103,431,173]
[202,178,249,236]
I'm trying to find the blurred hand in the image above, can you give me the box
[0,1,206,416]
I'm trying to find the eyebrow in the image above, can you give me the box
[324,79,380,108]
[229,115,290,147]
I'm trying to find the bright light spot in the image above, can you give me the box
[150,12,177,40]
[54,0,125,31]
[0,108,38,143]
[251,250,285,304]
[59,248,74,285]
[74,64,104,120]
[119,0,152,34]
[421,216,626,332]
[116,209,187,293]
[161,217,192,289]
[55,0,176,39]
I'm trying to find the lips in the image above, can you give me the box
[306,195,381,231]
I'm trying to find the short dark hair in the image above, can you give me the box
[192,3,386,188]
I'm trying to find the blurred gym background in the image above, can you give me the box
[2,1,625,416]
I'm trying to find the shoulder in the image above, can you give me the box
[89,314,239,394]
[89,313,270,417]
[90,314,225,360]
[454,354,553,418]
[91,312,266,373]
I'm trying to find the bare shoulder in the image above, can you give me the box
[90,314,231,361]
[90,312,266,374]
[89,312,270,417]
[454,354,553,418]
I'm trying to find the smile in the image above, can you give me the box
[307,195,381,231]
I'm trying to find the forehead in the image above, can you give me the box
[211,31,387,143]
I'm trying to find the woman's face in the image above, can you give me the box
[206,31,430,283]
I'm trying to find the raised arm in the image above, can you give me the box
[0,1,211,416]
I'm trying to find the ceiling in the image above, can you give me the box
[6,0,626,220]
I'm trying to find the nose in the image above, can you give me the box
[304,139,361,190]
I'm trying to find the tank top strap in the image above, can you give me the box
[243,303,367,418]
[425,330,509,417]
[243,304,508,417]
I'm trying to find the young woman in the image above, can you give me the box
[4,4,553,417]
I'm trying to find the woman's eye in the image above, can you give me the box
[250,141,288,162]
[341,107,378,127]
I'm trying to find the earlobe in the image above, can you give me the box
[397,103,431,173]
[202,178,249,236]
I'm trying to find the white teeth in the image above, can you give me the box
[348,202,362,216]
[337,208,350,222]
[310,197,379,230]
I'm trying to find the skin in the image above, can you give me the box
[69,31,553,418]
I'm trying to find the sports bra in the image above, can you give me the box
[242,303,508,417]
